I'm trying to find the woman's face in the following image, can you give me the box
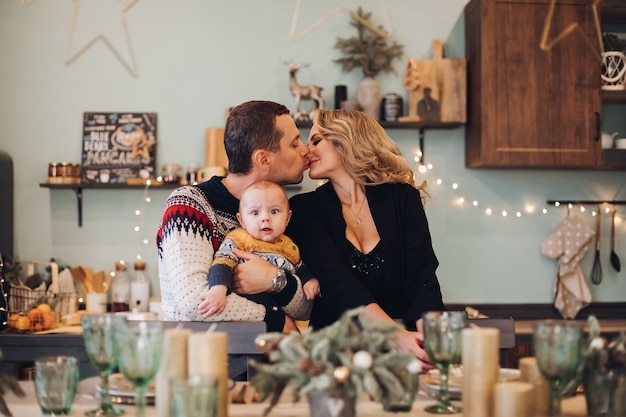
[307,124,344,180]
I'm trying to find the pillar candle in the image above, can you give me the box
[462,327,500,417]
[155,327,191,417]
[188,331,228,417]
[494,381,533,417]
[519,356,552,417]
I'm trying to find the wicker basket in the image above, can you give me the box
[8,260,78,325]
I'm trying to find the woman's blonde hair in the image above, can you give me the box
[313,109,428,194]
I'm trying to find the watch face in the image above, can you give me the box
[274,270,287,292]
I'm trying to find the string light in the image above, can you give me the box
[412,150,624,224]
[0,255,7,326]
[133,179,153,263]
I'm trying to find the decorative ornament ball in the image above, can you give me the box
[333,366,350,383]
[352,350,373,369]
[255,337,267,349]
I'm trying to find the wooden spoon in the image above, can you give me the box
[611,208,621,272]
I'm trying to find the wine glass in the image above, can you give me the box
[113,320,163,417]
[532,320,583,417]
[421,311,467,414]
[82,314,128,417]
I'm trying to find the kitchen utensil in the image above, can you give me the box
[591,209,603,285]
[610,208,621,272]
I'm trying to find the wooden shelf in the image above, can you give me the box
[39,182,179,190]
[295,120,464,130]
[602,90,626,103]
[40,182,179,227]
[602,4,626,24]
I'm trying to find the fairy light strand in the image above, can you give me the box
[413,151,624,225]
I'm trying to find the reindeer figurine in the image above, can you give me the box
[285,61,324,121]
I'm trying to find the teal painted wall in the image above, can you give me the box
[1,0,625,308]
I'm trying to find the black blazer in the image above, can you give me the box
[287,182,445,330]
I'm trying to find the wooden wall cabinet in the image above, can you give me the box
[464,0,616,169]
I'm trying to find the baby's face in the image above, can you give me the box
[237,186,291,243]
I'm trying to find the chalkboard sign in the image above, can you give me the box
[81,112,157,184]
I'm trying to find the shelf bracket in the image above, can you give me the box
[72,187,83,227]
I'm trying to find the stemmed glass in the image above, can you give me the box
[81,314,128,416]
[421,311,467,414]
[113,320,163,417]
[532,320,583,417]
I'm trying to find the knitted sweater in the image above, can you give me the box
[209,228,315,288]
[157,176,311,324]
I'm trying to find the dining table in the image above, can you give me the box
[4,379,591,417]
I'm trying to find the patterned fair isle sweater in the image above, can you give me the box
[156,176,311,323]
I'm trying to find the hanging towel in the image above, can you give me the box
[541,214,594,319]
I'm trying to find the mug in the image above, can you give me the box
[197,166,227,182]
[86,292,107,314]
[170,376,218,417]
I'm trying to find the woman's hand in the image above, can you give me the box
[231,247,275,294]
[396,329,434,371]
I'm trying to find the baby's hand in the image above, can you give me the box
[198,285,228,317]
[303,279,321,301]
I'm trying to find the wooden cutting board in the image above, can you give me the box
[400,39,466,123]
[205,127,229,169]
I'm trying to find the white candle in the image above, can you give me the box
[155,327,191,417]
[462,327,500,417]
[188,331,228,417]
[494,381,533,417]
[519,356,552,417]
[130,281,150,312]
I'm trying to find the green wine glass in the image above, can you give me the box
[422,311,467,414]
[532,320,583,417]
[82,314,128,417]
[113,320,163,417]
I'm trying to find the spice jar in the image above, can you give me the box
[161,164,182,184]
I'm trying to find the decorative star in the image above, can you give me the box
[289,0,393,42]
[539,0,603,62]
[130,132,155,161]
[64,0,140,78]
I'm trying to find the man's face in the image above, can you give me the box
[267,114,309,185]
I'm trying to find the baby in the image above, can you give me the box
[203,180,320,331]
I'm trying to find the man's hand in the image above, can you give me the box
[231,248,275,294]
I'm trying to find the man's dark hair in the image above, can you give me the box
[224,101,291,174]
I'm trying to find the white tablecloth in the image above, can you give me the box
[5,380,589,417]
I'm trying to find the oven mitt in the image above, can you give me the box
[541,214,594,318]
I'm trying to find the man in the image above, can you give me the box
[157,101,311,332]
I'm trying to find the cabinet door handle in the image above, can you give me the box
[595,112,601,142]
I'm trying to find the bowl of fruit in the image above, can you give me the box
[7,303,56,333]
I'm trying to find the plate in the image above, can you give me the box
[95,373,156,405]
[420,367,520,400]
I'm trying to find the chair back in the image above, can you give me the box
[467,317,515,367]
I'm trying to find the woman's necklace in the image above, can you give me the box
[343,198,366,225]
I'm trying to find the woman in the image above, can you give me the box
[286,109,445,361]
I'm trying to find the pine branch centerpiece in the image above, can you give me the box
[250,307,421,415]
[333,8,404,78]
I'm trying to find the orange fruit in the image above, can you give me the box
[36,303,52,314]
[33,322,43,332]
[27,308,42,323]
[15,315,30,331]
[8,313,19,328]
[42,312,55,330]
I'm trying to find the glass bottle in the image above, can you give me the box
[130,261,150,313]
[111,261,130,312]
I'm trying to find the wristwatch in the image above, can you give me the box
[272,268,287,293]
